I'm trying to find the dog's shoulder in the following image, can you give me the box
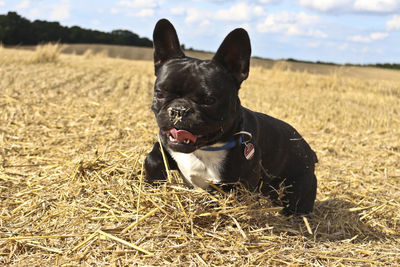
[241,106,318,164]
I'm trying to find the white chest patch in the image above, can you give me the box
[168,145,227,189]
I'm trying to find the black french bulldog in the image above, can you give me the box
[145,19,318,215]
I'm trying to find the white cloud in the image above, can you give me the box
[111,8,119,15]
[350,35,370,42]
[370,32,389,40]
[349,32,389,43]
[50,0,70,21]
[200,19,211,28]
[118,0,156,18]
[387,15,400,30]
[257,11,327,38]
[181,3,265,25]
[215,2,265,22]
[258,0,280,4]
[0,1,5,7]
[185,8,209,24]
[170,6,185,16]
[353,0,400,13]
[117,0,156,9]
[136,8,154,17]
[180,8,216,35]
[298,0,351,12]
[16,0,30,9]
[253,6,265,16]
[300,0,400,14]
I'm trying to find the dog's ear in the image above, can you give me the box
[153,19,185,74]
[212,28,251,84]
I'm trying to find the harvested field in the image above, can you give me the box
[1,46,400,265]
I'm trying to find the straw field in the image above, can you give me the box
[1,45,399,266]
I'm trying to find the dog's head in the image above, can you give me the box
[151,19,251,153]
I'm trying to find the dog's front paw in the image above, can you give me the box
[144,142,168,183]
[144,142,178,184]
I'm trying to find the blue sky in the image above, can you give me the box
[1,0,400,64]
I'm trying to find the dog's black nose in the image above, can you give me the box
[168,106,190,118]
[167,106,191,124]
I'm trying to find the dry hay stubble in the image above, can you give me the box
[0,47,399,266]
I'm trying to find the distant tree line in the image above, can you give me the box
[286,58,400,71]
[346,63,400,70]
[0,11,152,47]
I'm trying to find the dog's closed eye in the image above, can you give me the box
[154,88,165,99]
[201,96,216,106]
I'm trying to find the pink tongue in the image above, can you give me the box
[170,128,197,143]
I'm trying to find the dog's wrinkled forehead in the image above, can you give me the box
[158,58,210,77]
[156,58,235,92]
